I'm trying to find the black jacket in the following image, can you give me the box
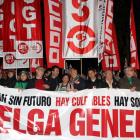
[26,77,49,90]
[4,76,16,88]
[86,78,103,89]
[48,76,62,91]
[0,78,6,86]
[70,75,85,91]
[102,78,119,88]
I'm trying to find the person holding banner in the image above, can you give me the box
[86,69,103,89]
[48,65,61,91]
[55,74,74,91]
[0,70,5,86]
[26,66,50,90]
[4,69,16,88]
[14,71,28,91]
[102,69,119,88]
[69,67,85,92]
[119,66,140,91]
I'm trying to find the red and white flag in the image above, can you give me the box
[15,0,43,59]
[0,0,4,57]
[44,0,64,68]
[31,59,43,73]
[3,0,29,69]
[102,23,121,71]
[104,0,114,55]
[130,0,139,70]
[62,0,98,58]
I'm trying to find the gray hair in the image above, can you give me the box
[124,66,132,75]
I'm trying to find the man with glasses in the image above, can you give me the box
[119,66,140,91]
[26,66,50,90]
[102,69,119,88]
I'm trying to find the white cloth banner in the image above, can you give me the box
[0,86,140,139]
[62,0,98,58]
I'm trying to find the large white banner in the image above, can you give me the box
[62,0,98,58]
[0,86,140,139]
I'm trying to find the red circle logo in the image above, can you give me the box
[5,54,15,64]
[18,43,29,54]
[67,25,96,54]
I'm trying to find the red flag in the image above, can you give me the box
[44,0,64,68]
[3,0,29,69]
[130,0,139,70]
[15,0,43,59]
[104,0,114,55]
[102,23,121,71]
[0,1,4,57]
[31,59,43,73]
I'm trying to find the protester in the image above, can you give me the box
[48,65,61,91]
[16,74,20,81]
[69,67,85,92]
[4,69,16,88]
[0,70,5,86]
[102,69,119,88]
[44,68,51,78]
[86,69,103,89]
[55,74,74,91]
[119,66,140,91]
[14,71,28,91]
[26,66,50,90]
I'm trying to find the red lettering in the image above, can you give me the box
[70,108,85,136]
[14,109,26,134]
[87,109,100,136]
[72,0,89,22]
[120,110,134,137]
[45,110,61,135]
[102,109,118,137]
[136,110,140,137]
[72,97,76,106]
[27,109,44,135]
[0,105,12,133]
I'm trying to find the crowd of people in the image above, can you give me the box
[0,65,140,92]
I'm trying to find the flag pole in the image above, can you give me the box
[81,58,82,77]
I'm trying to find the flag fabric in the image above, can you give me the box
[62,0,98,58]
[104,0,114,55]
[98,0,108,63]
[31,59,44,73]
[15,0,43,59]
[0,0,4,57]
[130,0,139,70]
[3,0,29,69]
[102,23,121,71]
[44,0,64,68]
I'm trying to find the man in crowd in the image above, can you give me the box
[102,69,119,88]
[86,69,102,89]
[0,70,5,86]
[69,67,85,92]
[26,66,50,90]
[44,68,51,78]
[119,66,140,91]
[48,65,61,91]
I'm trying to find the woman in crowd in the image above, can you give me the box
[4,69,16,88]
[55,74,74,91]
[14,71,28,91]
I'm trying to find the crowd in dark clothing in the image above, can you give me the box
[0,66,140,92]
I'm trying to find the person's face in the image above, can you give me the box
[105,70,113,80]
[126,67,134,77]
[17,75,20,81]
[52,68,59,77]
[88,70,95,80]
[20,73,27,81]
[45,71,51,77]
[36,67,44,77]
[70,68,76,77]
[62,75,69,83]
[8,72,14,78]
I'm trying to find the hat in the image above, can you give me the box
[19,70,27,75]
[8,69,15,73]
